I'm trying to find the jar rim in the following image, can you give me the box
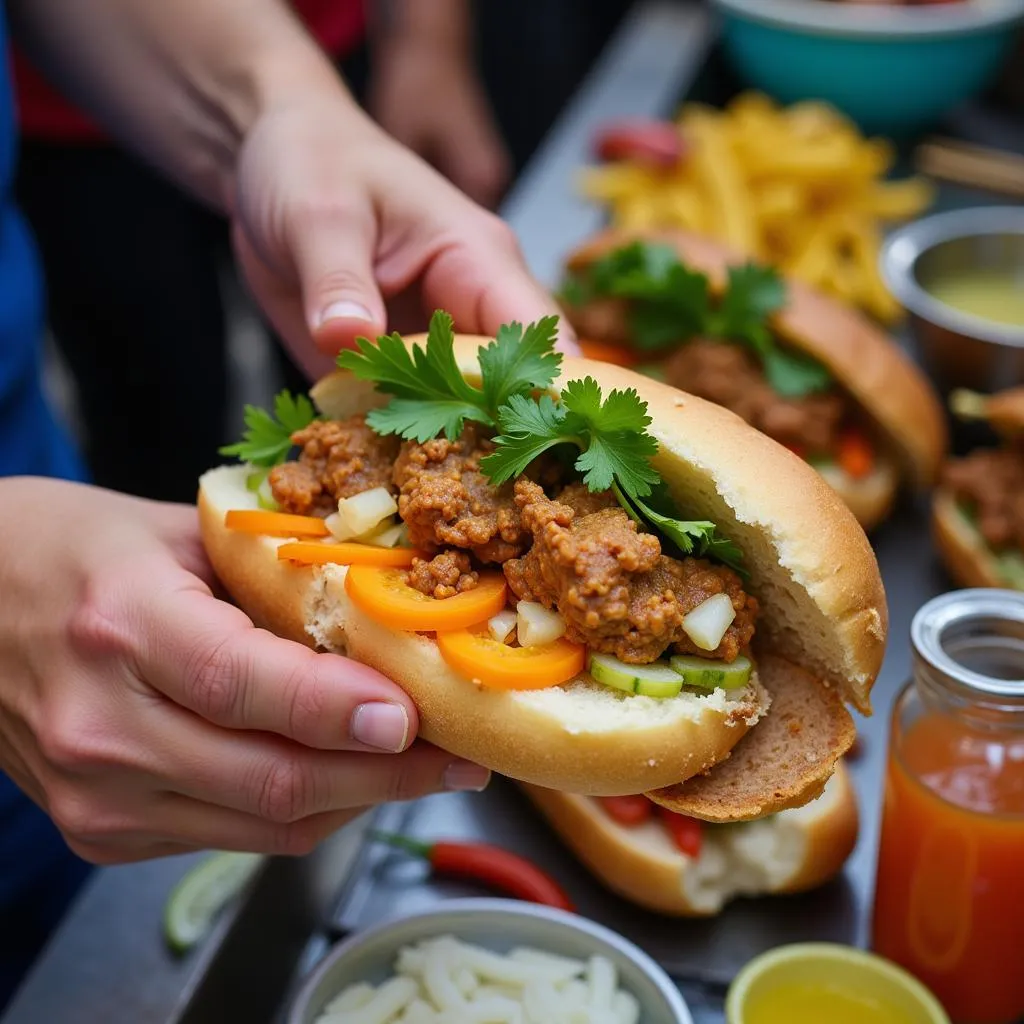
[912,589,1024,705]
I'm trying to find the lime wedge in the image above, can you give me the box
[163,851,263,954]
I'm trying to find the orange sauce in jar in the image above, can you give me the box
[872,712,1024,1024]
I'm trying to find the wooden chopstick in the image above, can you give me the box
[915,136,1024,199]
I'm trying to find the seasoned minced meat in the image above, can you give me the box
[504,480,758,664]
[941,445,1024,551]
[663,339,847,455]
[269,416,399,516]
[406,551,479,600]
[392,425,533,563]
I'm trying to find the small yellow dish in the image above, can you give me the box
[726,943,950,1024]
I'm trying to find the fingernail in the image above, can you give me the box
[351,702,409,752]
[443,760,492,792]
[318,300,374,327]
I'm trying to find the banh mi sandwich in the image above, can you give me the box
[199,312,886,817]
[934,387,1024,590]
[519,758,858,916]
[559,228,946,531]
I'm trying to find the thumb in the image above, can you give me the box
[290,205,388,356]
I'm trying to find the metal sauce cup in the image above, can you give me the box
[287,898,694,1024]
[880,207,1024,394]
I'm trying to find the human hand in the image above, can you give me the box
[230,94,575,382]
[0,477,490,865]
[368,38,511,210]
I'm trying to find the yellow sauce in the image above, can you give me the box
[743,981,916,1024]
[926,268,1024,327]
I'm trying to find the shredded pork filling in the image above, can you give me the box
[663,339,848,456]
[942,444,1024,552]
[267,414,759,663]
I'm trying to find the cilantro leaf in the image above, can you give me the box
[558,273,592,307]
[218,390,317,468]
[338,310,482,405]
[365,398,491,443]
[719,264,787,325]
[762,347,834,399]
[631,497,746,575]
[483,376,659,498]
[479,316,562,414]
[480,394,575,484]
[573,243,832,397]
[561,378,652,434]
[338,309,563,442]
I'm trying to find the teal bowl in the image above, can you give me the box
[709,0,1024,136]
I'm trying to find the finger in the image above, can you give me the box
[136,583,421,753]
[233,225,336,381]
[283,197,389,357]
[417,226,579,355]
[154,704,489,822]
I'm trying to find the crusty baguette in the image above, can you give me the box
[520,760,859,916]
[932,489,1015,590]
[199,337,885,801]
[562,227,947,528]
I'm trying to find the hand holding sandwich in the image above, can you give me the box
[0,477,492,864]
[0,0,572,865]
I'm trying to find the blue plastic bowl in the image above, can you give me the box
[709,0,1024,136]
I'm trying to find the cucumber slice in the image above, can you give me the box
[163,851,263,954]
[669,654,752,691]
[588,653,683,698]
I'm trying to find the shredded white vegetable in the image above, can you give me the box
[313,937,640,1024]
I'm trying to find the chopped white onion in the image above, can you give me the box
[364,521,408,549]
[517,602,566,647]
[335,487,398,538]
[488,609,518,644]
[681,593,736,651]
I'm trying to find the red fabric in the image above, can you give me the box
[12,0,368,142]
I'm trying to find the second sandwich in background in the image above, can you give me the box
[520,760,858,917]
[559,228,947,531]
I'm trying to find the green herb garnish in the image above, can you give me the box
[338,310,743,573]
[337,310,561,442]
[219,390,317,468]
[560,241,832,399]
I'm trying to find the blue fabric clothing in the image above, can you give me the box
[0,9,93,1012]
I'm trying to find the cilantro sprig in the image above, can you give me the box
[481,377,743,572]
[334,309,742,573]
[336,310,561,442]
[561,241,831,399]
[219,390,317,468]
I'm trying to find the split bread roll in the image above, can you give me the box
[199,336,886,811]
[520,760,859,917]
[563,227,947,531]
[933,387,1024,591]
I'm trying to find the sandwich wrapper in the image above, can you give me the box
[329,777,859,988]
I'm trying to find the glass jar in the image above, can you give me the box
[871,589,1024,1024]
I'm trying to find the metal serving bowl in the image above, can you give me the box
[880,206,1024,395]
[287,898,694,1024]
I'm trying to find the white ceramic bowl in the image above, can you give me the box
[287,898,693,1024]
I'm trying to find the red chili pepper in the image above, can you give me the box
[370,831,574,911]
[655,807,703,858]
[598,795,653,827]
[783,442,806,460]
